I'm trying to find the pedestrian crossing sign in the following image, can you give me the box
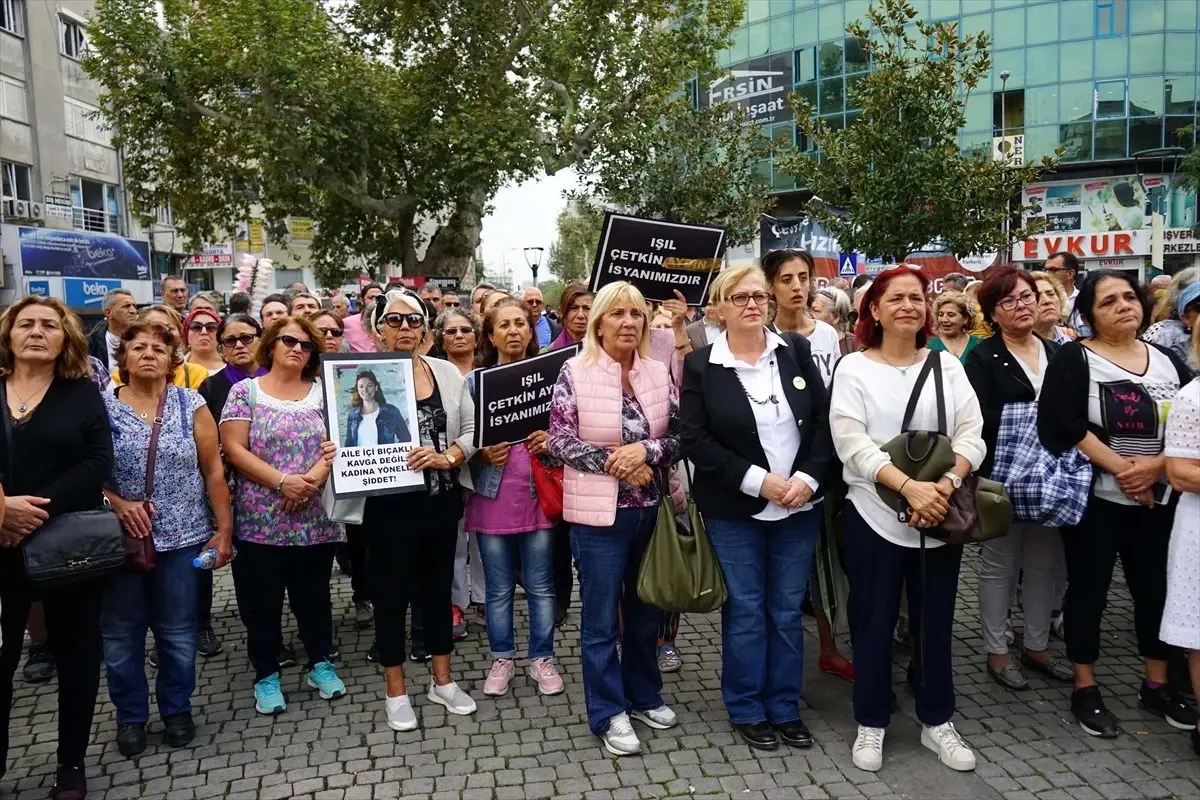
[838,252,857,277]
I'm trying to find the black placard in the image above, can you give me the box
[588,213,727,306]
[472,346,580,448]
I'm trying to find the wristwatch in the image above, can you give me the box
[941,471,963,489]
[444,450,459,468]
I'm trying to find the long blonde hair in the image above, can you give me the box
[581,281,651,363]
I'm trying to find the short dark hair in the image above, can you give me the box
[761,249,815,287]
[942,272,969,291]
[115,319,184,386]
[1047,252,1080,273]
[478,296,540,367]
[257,315,323,381]
[217,313,263,341]
[260,293,289,320]
[1075,270,1152,336]
[851,274,873,290]
[359,282,383,302]
[977,265,1039,328]
[228,292,252,315]
[288,292,321,312]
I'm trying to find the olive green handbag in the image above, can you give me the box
[636,466,727,614]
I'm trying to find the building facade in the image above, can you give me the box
[721,0,1200,277]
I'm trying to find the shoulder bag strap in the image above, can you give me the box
[900,351,941,433]
[247,377,258,409]
[930,350,947,436]
[0,381,13,486]
[144,387,170,499]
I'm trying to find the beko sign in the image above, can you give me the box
[702,55,792,125]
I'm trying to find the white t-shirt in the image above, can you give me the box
[358,409,380,448]
[772,319,842,387]
[829,351,986,548]
[1011,347,1046,398]
[106,330,121,370]
[1085,344,1181,505]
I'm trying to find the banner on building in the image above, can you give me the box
[248,218,265,252]
[700,54,793,126]
[473,346,579,448]
[589,213,726,306]
[1022,174,1196,235]
[17,227,150,280]
[184,242,234,269]
[289,217,314,242]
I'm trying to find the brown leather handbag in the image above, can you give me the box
[123,388,168,573]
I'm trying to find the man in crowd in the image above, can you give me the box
[161,275,189,314]
[289,292,322,318]
[418,282,443,313]
[942,272,970,293]
[1044,251,1089,335]
[344,282,384,352]
[442,291,461,310]
[523,286,558,349]
[331,294,351,319]
[228,292,252,315]
[471,282,496,314]
[285,281,309,298]
[88,289,138,372]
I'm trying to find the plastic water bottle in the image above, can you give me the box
[192,549,219,570]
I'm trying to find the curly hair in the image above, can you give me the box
[932,291,979,335]
[139,304,184,334]
[349,369,386,408]
[0,296,93,380]
[257,315,323,381]
[433,308,479,351]
[115,319,185,386]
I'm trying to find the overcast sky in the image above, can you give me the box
[478,169,580,288]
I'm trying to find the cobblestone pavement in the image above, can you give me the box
[5,551,1199,800]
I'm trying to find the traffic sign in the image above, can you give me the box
[838,252,858,277]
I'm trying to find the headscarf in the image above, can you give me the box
[182,307,222,347]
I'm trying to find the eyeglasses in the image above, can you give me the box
[219,334,258,348]
[278,335,316,352]
[997,291,1037,311]
[383,312,424,329]
[526,299,544,307]
[189,322,219,334]
[318,327,344,338]
[1044,266,1072,274]
[728,291,771,307]
[443,299,461,308]
[443,326,474,336]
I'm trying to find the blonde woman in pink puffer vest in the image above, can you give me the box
[548,281,682,758]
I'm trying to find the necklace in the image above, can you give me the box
[10,377,53,415]
[878,350,921,376]
[735,359,780,415]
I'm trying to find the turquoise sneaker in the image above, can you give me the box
[306,660,346,700]
[254,673,286,715]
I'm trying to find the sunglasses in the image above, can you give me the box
[383,312,425,329]
[278,334,316,353]
[527,299,544,307]
[318,327,344,337]
[219,333,258,348]
[443,299,461,308]
[443,326,474,336]
[189,322,219,334]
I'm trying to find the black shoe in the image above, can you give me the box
[409,633,430,663]
[163,713,195,748]
[773,719,814,748]
[22,643,54,683]
[277,647,297,669]
[116,723,147,758]
[366,643,380,664]
[1072,685,1119,738]
[1191,727,1200,757]
[1139,681,1200,731]
[554,605,568,628]
[197,625,222,658]
[51,762,87,800]
[733,721,779,751]
[354,601,374,631]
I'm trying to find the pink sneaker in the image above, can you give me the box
[529,658,565,696]
[483,658,515,696]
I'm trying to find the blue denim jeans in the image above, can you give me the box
[571,506,662,735]
[706,510,820,725]
[477,530,556,660]
[101,544,203,724]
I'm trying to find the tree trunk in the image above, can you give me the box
[408,191,487,279]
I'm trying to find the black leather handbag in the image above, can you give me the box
[1,383,124,587]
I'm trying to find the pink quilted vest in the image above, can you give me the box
[563,350,672,527]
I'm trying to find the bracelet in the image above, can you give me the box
[675,343,689,351]
[275,473,288,491]
[899,477,911,493]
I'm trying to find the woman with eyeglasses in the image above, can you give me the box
[362,291,479,732]
[964,267,1071,692]
[220,316,346,717]
[182,308,226,375]
[311,310,347,354]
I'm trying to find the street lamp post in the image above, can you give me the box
[523,246,546,285]
[999,69,1011,247]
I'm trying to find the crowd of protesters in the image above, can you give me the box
[0,256,1198,799]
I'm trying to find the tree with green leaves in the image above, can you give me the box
[547,200,603,284]
[85,0,744,287]
[773,0,1059,263]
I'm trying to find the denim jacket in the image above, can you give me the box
[467,371,543,500]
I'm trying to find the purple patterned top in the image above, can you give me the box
[548,361,680,510]
[220,379,345,546]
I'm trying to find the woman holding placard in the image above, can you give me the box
[467,296,564,698]
[548,280,681,757]
[361,289,479,733]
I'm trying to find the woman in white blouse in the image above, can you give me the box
[828,266,985,775]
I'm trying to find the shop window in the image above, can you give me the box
[993,89,1025,136]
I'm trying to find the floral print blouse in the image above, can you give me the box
[548,361,680,510]
[105,386,210,552]
[220,379,345,547]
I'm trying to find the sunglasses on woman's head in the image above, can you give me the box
[383,312,425,329]
[189,322,219,333]
[278,334,316,352]
[220,333,257,348]
[318,326,344,337]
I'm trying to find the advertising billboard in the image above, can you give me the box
[700,54,792,126]
[17,227,151,280]
[1021,174,1196,235]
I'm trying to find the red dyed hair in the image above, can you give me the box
[853,266,933,350]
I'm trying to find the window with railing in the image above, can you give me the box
[2,160,32,202]
[70,177,123,235]
[0,0,24,36]
[63,97,112,146]
[0,74,26,122]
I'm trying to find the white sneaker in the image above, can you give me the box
[921,721,976,772]
[385,694,417,732]
[852,725,886,772]
[427,680,478,716]
[631,705,678,730]
[602,713,641,756]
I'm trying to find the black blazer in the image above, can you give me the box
[964,333,1060,479]
[680,331,833,520]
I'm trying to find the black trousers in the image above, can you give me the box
[343,524,370,605]
[363,492,460,667]
[1,550,105,775]
[842,503,962,729]
[196,568,214,627]
[231,540,337,681]
[552,519,574,614]
[1061,497,1172,665]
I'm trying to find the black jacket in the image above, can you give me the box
[680,331,833,520]
[88,321,113,372]
[964,333,1060,479]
